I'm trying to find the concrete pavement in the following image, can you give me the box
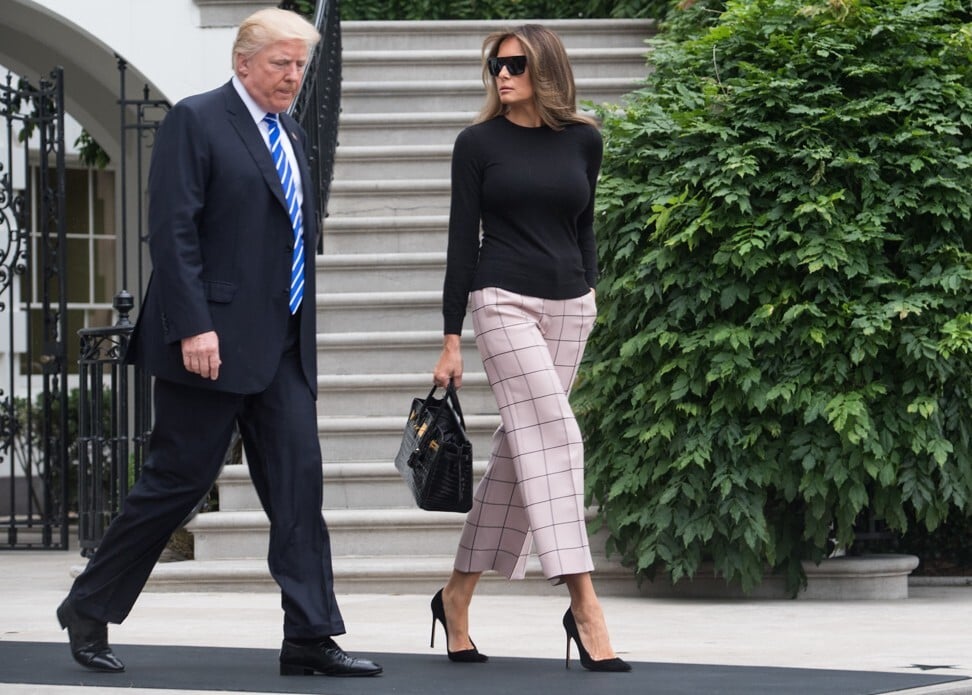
[2,549,970,695]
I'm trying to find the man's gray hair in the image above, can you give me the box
[232,8,320,70]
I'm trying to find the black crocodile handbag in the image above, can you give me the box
[394,381,473,513]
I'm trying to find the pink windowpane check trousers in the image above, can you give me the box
[454,286,598,582]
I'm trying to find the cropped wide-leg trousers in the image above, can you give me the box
[454,286,597,582]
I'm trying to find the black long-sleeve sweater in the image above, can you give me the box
[441,115,603,335]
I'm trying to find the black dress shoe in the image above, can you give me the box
[279,637,382,677]
[56,598,125,673]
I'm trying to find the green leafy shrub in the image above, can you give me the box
[577,0,972,594]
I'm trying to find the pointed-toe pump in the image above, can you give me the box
[430,588,488,663]
[562,608,631,672]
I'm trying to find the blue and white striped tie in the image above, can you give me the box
[263,113,304,314]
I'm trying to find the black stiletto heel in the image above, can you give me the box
[430,588,488,663]
[562,608,631,672]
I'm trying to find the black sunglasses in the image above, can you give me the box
[487,55,528,77]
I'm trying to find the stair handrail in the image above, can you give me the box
[288,0,342,248]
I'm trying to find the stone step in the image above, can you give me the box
[317,371,495,417]
[146,553,642,596]
[326,179,450,219]
[342,47,651,82]
[336,111,472,148]
[316,330,480,375]
[189,508,472,560]
[318,414,500,463]
[218,462,410,512]
[333,144,452,181]
[216,460,489,513]
[320,215,447,255]
[341,19,657,52]
[316,290,442,333]
[317,251,445,293]
[340,76,641,115]
[147,553,920,600]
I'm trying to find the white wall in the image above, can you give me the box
[22,0,239,105]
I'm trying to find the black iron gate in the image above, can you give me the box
[76,59,167,556]
[0,67,70,550]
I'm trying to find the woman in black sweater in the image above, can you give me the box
[431,24,630,673]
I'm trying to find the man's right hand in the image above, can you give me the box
[181,331,221,380]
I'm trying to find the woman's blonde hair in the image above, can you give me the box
[476,24,597,130]
[232,8,320,70]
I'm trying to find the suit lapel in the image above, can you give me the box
[280,113,310,179]
[222,82,290,211]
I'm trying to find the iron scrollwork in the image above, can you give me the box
[0,68,69,549]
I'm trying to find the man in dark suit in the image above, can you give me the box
[55,8,381,678]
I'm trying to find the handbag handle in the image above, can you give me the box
[444,380,466,430]
[418,379,467,430]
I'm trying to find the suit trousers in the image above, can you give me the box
[68,319,345,639]
[454,286,597,582]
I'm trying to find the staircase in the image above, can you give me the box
[147,19,657,595]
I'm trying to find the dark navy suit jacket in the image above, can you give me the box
[127,80,318,397]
